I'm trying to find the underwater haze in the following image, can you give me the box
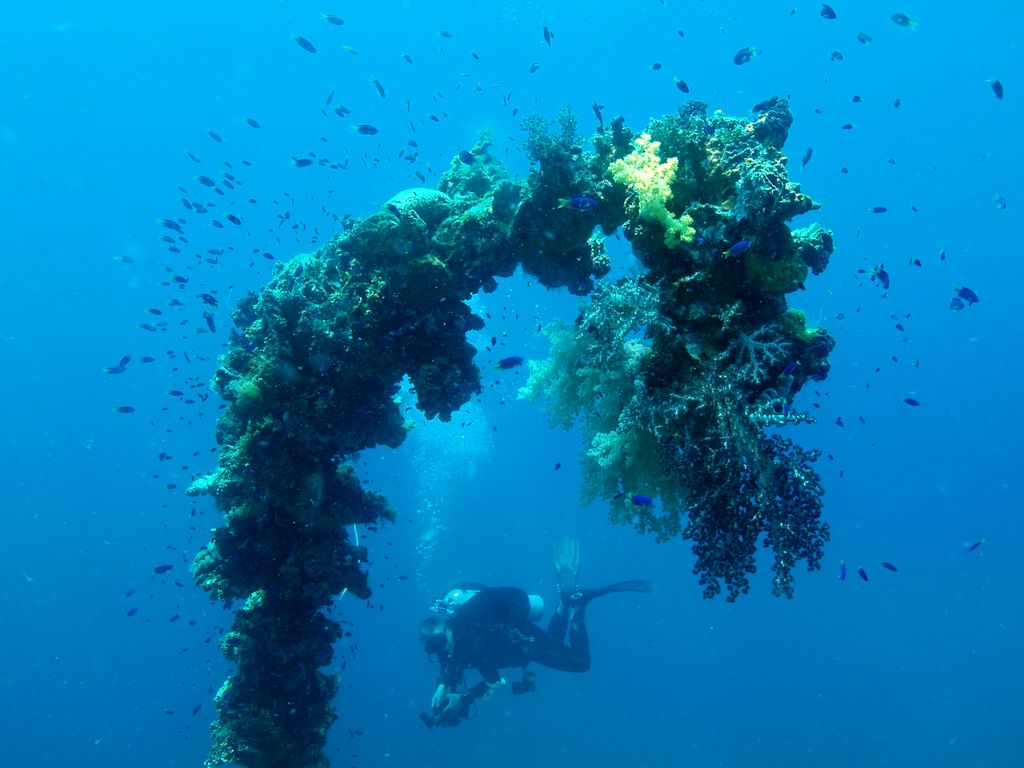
[0,1,1020,767]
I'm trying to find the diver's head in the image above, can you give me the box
[419,616,452,657]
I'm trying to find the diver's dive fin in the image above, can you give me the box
[590,579,653,598]
[553,536,581,595]
[573,580,654,608]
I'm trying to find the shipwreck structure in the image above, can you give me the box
[189,99,835,768]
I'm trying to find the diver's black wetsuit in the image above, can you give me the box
[437,587,588,699]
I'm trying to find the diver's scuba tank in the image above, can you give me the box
[431,585,544,621]
[525,593,543,621]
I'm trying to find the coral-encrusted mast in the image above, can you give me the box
[190,99,833,768]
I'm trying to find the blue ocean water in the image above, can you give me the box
[1,1,1020,766]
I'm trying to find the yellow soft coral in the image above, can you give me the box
[609,133,695,248]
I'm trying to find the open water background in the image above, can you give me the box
[0,2,1020,766]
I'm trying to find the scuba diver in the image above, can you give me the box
[418,537,651,728]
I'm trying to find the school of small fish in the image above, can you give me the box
[105,12,1001,743]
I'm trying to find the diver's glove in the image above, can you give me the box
[431,683,447,710]
[420,690,471,730]
[442,693,469,716]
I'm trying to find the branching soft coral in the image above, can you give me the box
[519,279,681,508]
[609,133,695,248]
[718,327,790,385]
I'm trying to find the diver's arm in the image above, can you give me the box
[466,662,505,702]
[437,663,502,710]
[440,677,502,719]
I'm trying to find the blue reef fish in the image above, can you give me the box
[153,564,174,574]
[105,354,131,374]
[880,561,899,572]
[558,195,599,211]
[293,34,317,54]
[321,13,344,25]
[891,12,918,29]
[839,559,847,581]
[949,297,965,311]
[872,264,890,290]
[988,79,1003,99]
[245,116,261,129]
[733,47,760,65]
[967,539,985,552]
[902,397,921,407]
[857,567,868,582]
[955,285,980,305]
[458,150,475,164]
[727,239,752,256]
[495,355,524,369]
[820,4,837,20]
[114,406,136,413]
[630,495,654,506]
[353,124,379,135]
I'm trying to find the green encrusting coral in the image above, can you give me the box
[190,99,834,768]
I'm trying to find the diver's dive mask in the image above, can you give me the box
[419,616,452,658]
[423,630,450,656]
[430,588,480,617]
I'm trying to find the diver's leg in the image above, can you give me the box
[539,583,651,670]
[565,604,591,671]
[532,604,591,673]
[547,602,569,643]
